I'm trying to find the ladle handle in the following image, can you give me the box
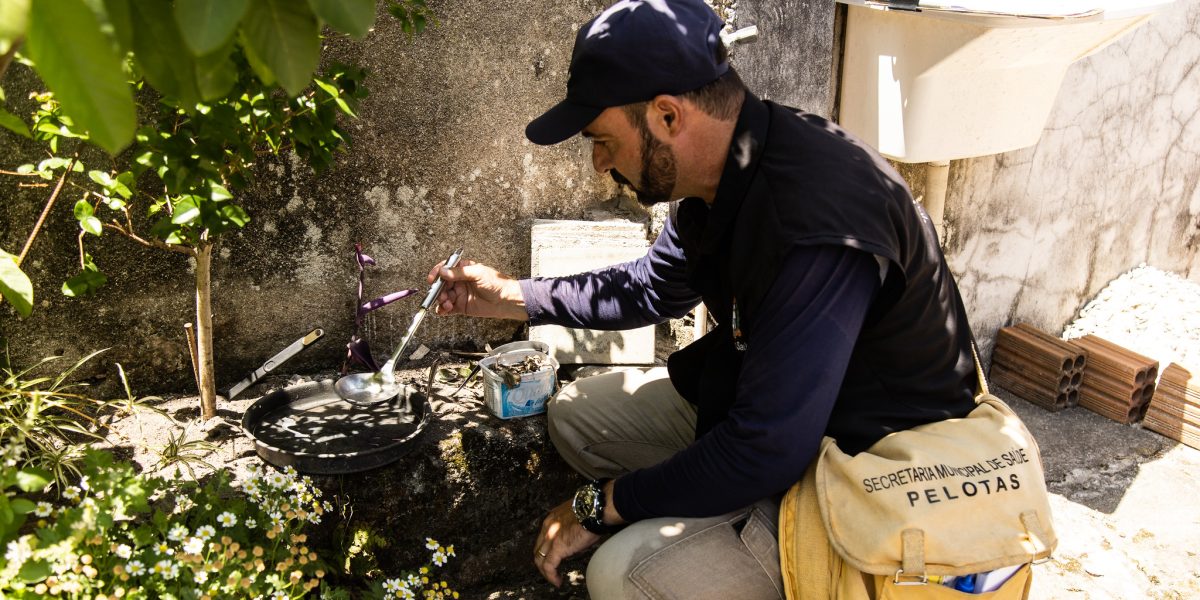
[421,247,464,310]
[379,248,465,377]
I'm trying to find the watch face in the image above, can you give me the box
[573,483,601,521]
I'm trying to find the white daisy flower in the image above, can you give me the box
[155,542,174,556]
[216,512,237,527]
[153,559,176,578]
[168,523,188,541]
[432,550,447,567]
[115,544,133,559]
[34,502,53,518]
[183,537,205,555]
[4,539,32,565]
[126,559,145,576]
[194,570,209,584]
[195,525,216,540]
[244,517,257,529]
[425,538,439,550]
[62,487,80,501]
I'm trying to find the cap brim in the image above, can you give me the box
[525,100,604,146]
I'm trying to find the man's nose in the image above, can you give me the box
[591,145,611,174]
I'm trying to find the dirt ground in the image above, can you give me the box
[96,360,1199,600]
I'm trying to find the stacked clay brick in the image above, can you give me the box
[1144,364,1200,449]
[989,324,1086,411]
[1069,335,1159,425]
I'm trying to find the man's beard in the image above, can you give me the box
[612,122,677,207]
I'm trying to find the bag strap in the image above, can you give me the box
[789,465,834,599]
[971,340,990,400]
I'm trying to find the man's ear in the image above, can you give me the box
[649,95,685,137]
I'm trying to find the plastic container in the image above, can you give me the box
[479,340,559,419]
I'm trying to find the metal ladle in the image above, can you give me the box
[335,248,464,405]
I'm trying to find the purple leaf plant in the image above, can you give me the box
[345,243,418,372]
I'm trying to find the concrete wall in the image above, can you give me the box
[934,1,1200,354]
[8,0,1192,394]
[0,0,837,394]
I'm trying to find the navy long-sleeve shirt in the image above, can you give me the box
[519,217,880,520]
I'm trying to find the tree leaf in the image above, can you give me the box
[73,198,94,220]
[129,0,200,107]
[15,468,50,493]
[193,45,238,101]
[237,30,274,87]
[0,248,33,317]
[101,0,134,54]
[25,0,135,154]
[217,202,249,227]
[81,216,103,236]
[171,195,201,225]
[62,263,107,297]
[241,0,320,95]
[88,169,113,187]
[115,171,135,197]
[0,106,30,138]
[10,498,35,515]
[17,559,51,583]
[209,182,232,201]
[0,0,30,54]
[175,0,249,56]
[307,0,376,39]
[111,171,134,198]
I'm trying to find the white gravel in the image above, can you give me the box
[1062,265,1200,373]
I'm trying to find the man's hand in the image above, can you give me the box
[426,259,528,321]
[533,499,601,587]
[534,481,625,587]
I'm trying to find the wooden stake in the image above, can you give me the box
[184,323,201,393]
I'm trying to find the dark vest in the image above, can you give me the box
[667,94,977,455]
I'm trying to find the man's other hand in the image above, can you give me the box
[426,259,528,321]
[533,499,601,587]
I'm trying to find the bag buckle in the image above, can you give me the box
[893,569,928,586]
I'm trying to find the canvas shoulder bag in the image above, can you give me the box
[780,347,1057,599]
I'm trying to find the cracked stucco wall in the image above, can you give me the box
[8,0,1192,395]
[929,1,1200,355]
[0,0,835,394]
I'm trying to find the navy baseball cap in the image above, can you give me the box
[525,0,728,146]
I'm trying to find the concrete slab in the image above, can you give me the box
[1002,388,1200,599]
[529,219,655,365]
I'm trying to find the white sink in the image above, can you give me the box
[836,0,1173,163]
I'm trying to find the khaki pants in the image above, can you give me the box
[547,367,785,600]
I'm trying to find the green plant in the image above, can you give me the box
[0,455,458,599]
[0,0,437,420]
[0,350,133,488]
[0,351,457,598]
[148,430,218,481]
[10,58,367,420]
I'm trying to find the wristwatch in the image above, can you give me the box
[572,478,616,535]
